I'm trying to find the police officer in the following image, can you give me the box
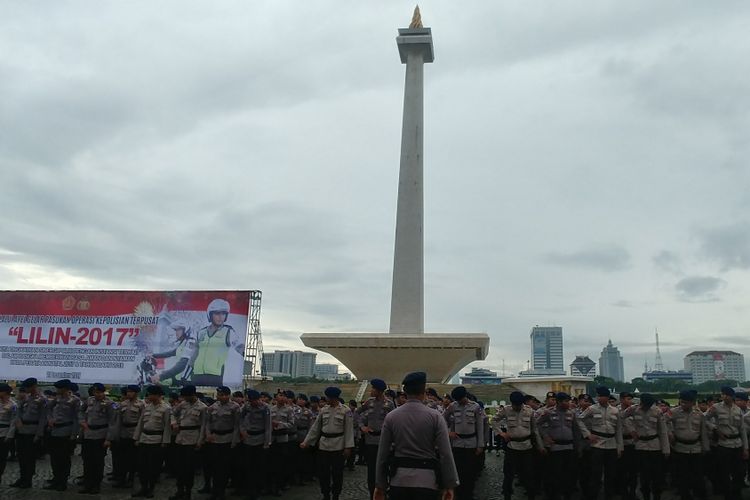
[239,389,272,500]
[579,386,623,498]
[113,384,144,488]
[0,383,17,483]
[356,378,396,497]
[373,371,458,500]
[269,390,295,495]
[295,394,315,483]
[170,384,206,500]
[9,377,46,488]
[205,386,240,500]
[669,389,709,500]
[617,391,637,499]
[192,299,244,386]
[444,386,484,500]
[133,385,172,498]
[301,386,354,500]
[622,393,670,500]
[705,386,748,500]
[150,319,198,385]
[39,379,79,491]
[79,382,117,494]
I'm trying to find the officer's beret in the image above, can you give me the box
[580,394,593,403]
[679,390,697,402]
[467,393,477,402]
[216,386,231,395]
[298,394,308,402]
[232,391,244,398]
[370,379,387,391]
[146,385,164,396]
[0,383,11,393]
[126,385,140,393]
[426,387,439,397]
[555,392,570,401]
[180,385,197,396]
[451,386,468,401]
[640,393,656,406]
[619,391,633,399]
[509,391,525,405]
[721,386,736,397]
[284,390,295,399]
[385,389,396,399]
[735,392,748,401]
[53,379,71,390]
[402,371,427,387]
[91,383,105,392]
[21,377,38,388]
[70,383,79,393]
[324,386,342,399]
[595,386,611,397]
[545,391,556,400]
[260,391,271,399]
[246,389,261,400]
[309,395,320,403]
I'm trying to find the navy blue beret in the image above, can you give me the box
[246,389,260,400]
[595,386,611,397]
[216,386,231,395]
[324,386,342,399]
[371,379,387,391]
[509,391,524,405]
[451,386,468,400]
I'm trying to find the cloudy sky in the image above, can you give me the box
[2,1,750,380]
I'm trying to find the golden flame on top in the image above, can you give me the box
[409,5,423,29]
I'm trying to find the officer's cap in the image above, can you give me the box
[0,383,11,393]
[246,389,261,401]
[91,383,105,392]
[735,392,748,401]
[232,391,244,398]
[324,386,341,399]
[679,390,697,402]
[721,386,736,397]
[216,386,231,395]
[451,386,468,401]
[579,394,593,403]
[370,379,387,391]
[640,393,656,406]
[283,390,295,399]
[53,379,71,390]
[402,372,427,388]
[619,391,633,399]
[555,392,571,401]
[509,391,525,405]
[545,391,556,400]
[595,386,611,397]
[260,391,272,399]
[426,387,438,397]
[298,394,308,402]
[126,385,140,393]
[385,389,397,399]
[180,385,197,396]
[21,377,38,388]
[146,385,164,396]
[309,395,320,403]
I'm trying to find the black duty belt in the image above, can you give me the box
[322,431,344,438]
[724,434,741,439]
[247,429,265,436]
[142,429,163,435]
[212,429,233,435]
[21,420,39,425]
[179,425,201,431]
[54,421,74,427]
[392,456,438,470]
[638,435,658,441]
[592,430,616,438]
[272,430,288,436]
[675,437,700,445]
[88,424,108,430]
[552,439,573,445]
[369,431,382,436]
[510,435,531,442]
[456,433,477,439]
[121,422,138,428]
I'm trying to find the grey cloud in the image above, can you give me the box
[697,222,750,271]
[653,250,682,274]
[612,300,634,308]
[675,276,726,303]
[710,336,750,347]
[545,246,630,272]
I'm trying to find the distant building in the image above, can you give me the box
[642,370,693,384]
[262,350,317,378]
[599,340,625,382]
[314,363,340,380]
[460,367,502,385]
[570,355,596,377]
[684,351,746,384]
[519,326,565,377]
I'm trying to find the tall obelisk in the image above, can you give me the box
[389,6,434,334]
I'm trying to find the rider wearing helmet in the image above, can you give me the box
[191,299,244,386]
[150,319,198,386]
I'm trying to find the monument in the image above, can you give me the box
[301,7,490,384]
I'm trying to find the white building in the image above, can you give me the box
[262,350,317,378]
[314,363,340,380]
[684,351,745,384]
[570,355,596,377]
[599,340,625,382]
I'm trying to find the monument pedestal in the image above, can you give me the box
[301,332,489,384]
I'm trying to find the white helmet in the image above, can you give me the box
[170,319,191,337]
[207,298,230,322]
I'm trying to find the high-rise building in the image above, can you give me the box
[314,363,340,379]
[262,350,317,378]
[520,326,565,376]
[599,340,625,382]
[684,351,746,384]
[570,355,596,377]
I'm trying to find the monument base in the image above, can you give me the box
[300,333,489,384]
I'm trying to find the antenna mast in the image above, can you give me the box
[654,328,664,371]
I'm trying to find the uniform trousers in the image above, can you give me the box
[672,452,706,500]
[229,442,244,489]
[502,448,536,499]
[548,449,576,499]
[452,447,478,500]
[48,435,75,486]
[175,444,198,493]
[589,448,618,497]
[578,447,592,494]
[300,445,316,480]
[617,444,637,496]
[389,486,441,500]
[138,443,164,493]
[715,446,744,500]
[245,444,268,500]
[113,437,137,483]
[317,449,345,497]
[15,434,37,485]
[208,442,232,497]
[81,439,107,489]
[270,440,291,491]
[365,444,380,497]
[0,436,10,480]
[636,450,665,499]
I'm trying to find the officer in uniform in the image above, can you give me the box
[356,378,396,498]
[301,386,354,500]
[268,389,295,495]
[205,385,240,500]
[0,383,17,483]
[133,384,172,498]
[373,371,458,500]
[113,385,145,488]
[668,389,709,500]
[295,394,315,483]
[79,382,117,494]
[617,391,637,499]
[705,386,748,500]
[170,384,207,500]
[38,379,79,491]
[621,393,670,500]
[192,299,244,386]
[9,377,46,488]
[239,389,272,500]
[229,390,246,492]
[492,390,543,500]
[536,392,592,500]
[444,385,484,500]
[579,387,623,498]
[150,319,198,385]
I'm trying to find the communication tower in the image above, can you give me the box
[244,291,266,381]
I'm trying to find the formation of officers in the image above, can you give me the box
[1,375,750,500]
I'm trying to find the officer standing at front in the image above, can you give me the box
[170,385,206,500]
[133,384,172,498]
[373,371,458,500]
[79,382,117,494]
[41,379,79,492]
[356,378,395,498]
[705,386,748,500]
[204,386,240,500]
[669,389,710,500]
[239,389,272,500]
[301,386,354,500]
[270,390,295,495]
[579,386,623,498]
[9,377,46,489]
[113,385,145,488]
[0,383,18,484]
[444,386,484,500]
